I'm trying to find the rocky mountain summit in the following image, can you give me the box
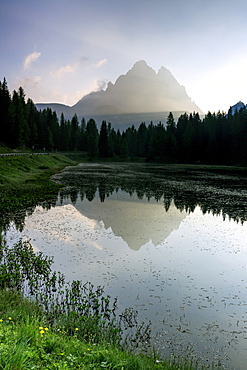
[74,60,201,115]
[36,61,202,129]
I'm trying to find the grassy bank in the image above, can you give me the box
[0,289,196,370]
[0,153,76,185]
[0,153,77,229]
[0,153,220,369]
[0,240,200,370]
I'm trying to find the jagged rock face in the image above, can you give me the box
[36,61,203,128]
[73,60,202,115]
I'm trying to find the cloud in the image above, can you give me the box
[79,56,89,64]
[51,57,88,78]
[93,59,107,68]
[15,76,41,90]
[96,79,108,91]
[51,64,75,78]
[24,52,41,70]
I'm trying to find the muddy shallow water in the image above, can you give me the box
[5,163,247,369]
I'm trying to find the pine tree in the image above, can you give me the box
[59,113,68,151]
[70,114,80,150]
[120,135,129,158]
[79,117,87,151]
[42,108,55,151]
[137,122,148,157]
[166,112,176,136]
[166,112,177,159]
[86,118,99,159]
[8,88,30,148]
[26,98,38,149]
[17,87,30,147]
[0,78,11,146]
[98,121,109,158]
[176,112,189,160]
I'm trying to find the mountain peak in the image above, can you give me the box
[131,60,154,73]
[132,60,149,68]
[229,101,246,115]
[37,61,203,128]
[73,61,202,116]
[157,65,173,78]
[122,60,156,81]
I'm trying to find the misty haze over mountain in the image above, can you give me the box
[36,61,203,129]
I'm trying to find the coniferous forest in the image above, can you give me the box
[1,78,247,165]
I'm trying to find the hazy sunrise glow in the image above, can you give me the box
[1,0,247,113]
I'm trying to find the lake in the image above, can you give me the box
[4,163,247,369]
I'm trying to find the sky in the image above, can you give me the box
[1,0,247,113]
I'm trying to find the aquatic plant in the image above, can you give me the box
[0,289,197,370]
[0,240,150,349]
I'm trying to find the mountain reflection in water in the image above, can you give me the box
[2,163,247,234]
[3,163,247,369]
[61,192,186,251]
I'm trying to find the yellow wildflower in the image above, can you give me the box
[0,319,3,322]
[8,317,12,320]
[75,328,79,331]
[44,327,49,331]
[39,326,43,330]
[40,330,45,334]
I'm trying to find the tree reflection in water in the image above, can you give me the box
[55,163,247,224]
[2,163,247,236]
[3,163,247,369]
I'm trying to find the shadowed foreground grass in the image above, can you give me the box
[0,290,200,370]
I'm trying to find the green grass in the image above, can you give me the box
[0,290,202,370]
[0,145,13,154]
[0,152,222,369]
[0,153,76,185]
[0,153,77,230]
[0,240,207,370]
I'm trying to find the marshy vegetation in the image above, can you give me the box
[54,162,247,224]
[0,240,201,369]
[0,154,209,369]
[1,157,247,369]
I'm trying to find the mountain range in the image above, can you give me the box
[229,101,247,114]
[36,60,203,129]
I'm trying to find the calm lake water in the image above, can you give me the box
[4,163,247,369]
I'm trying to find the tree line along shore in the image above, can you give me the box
[1,78,247,165]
